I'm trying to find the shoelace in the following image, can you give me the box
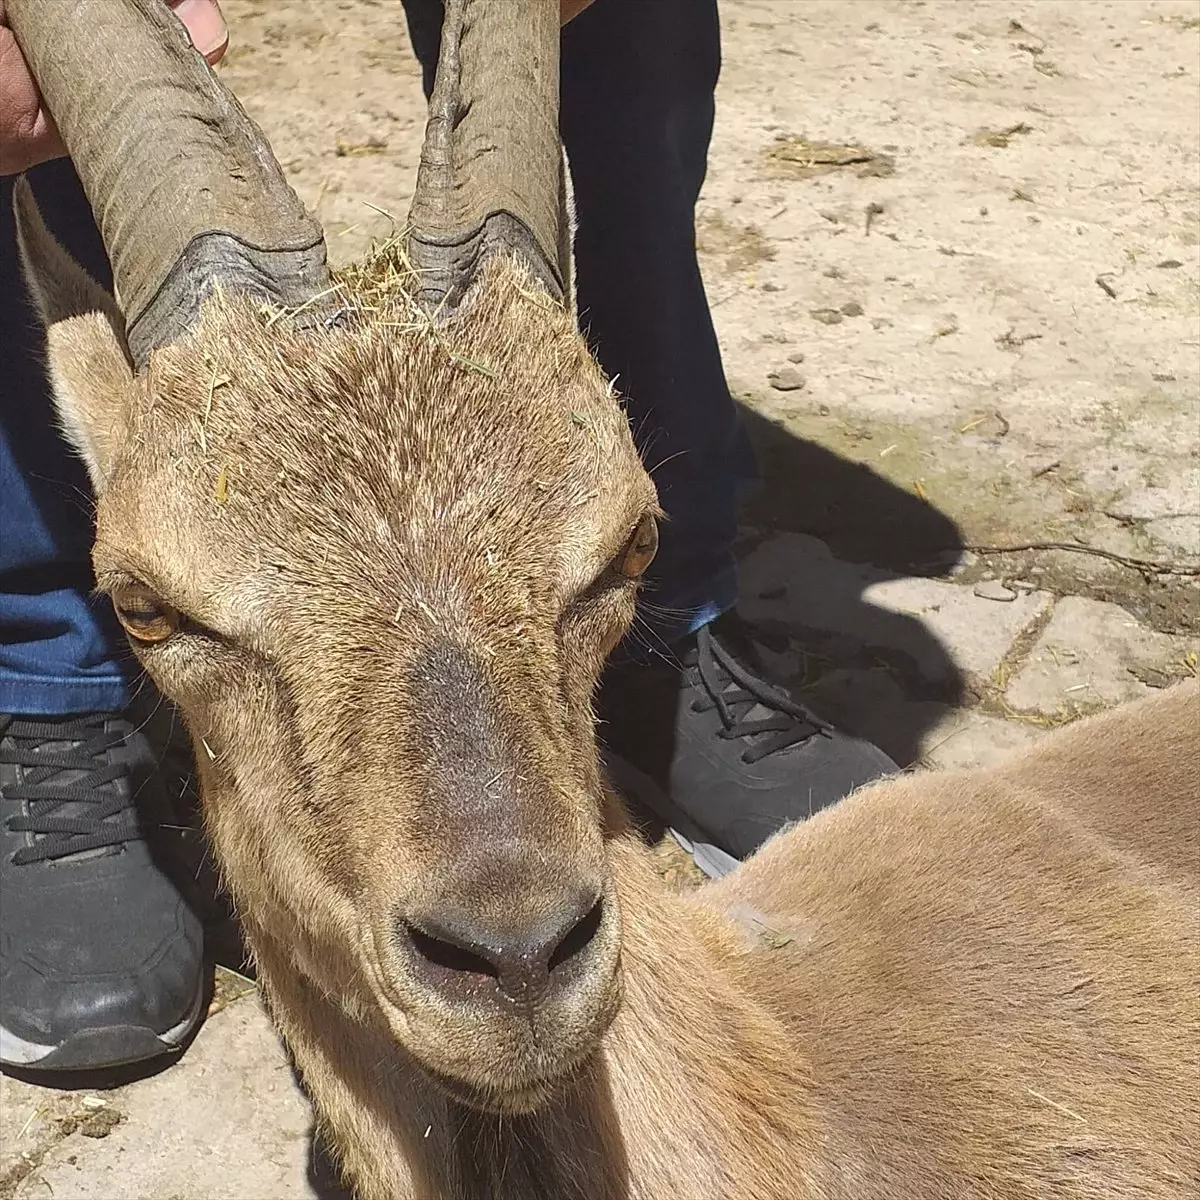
[688,623,830,765]
[1,714,143,864]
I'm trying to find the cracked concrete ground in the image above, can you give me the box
[2,2,1197,1197]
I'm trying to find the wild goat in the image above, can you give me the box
[9,0,1198,1197]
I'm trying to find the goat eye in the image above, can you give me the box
[614,514,658,579]
[111,585,180,645]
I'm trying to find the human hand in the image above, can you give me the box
[0,0,229,176]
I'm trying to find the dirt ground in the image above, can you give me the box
[1,2,1197,1198]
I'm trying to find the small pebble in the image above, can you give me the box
[761,280,784,292]
[787,351,806,364]
[811,307,844,325]
[767,367,806,392]
[840,300,864,317]
[973,580,1017,602]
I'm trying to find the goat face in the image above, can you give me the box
[17,188,656,1112]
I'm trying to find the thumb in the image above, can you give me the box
[168,0,228,64]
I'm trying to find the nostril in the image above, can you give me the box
[404,922,499,980]
[396,889,608,1000]
[547,898,604,975]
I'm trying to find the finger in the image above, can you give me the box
[0,25,64,173]
[168,0,228,65]
[0,111,63,175]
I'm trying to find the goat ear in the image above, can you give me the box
[559,147,579,316]
[13,176,134,491]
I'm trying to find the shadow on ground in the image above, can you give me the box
[733,404,969,767]
[738,403,965,575]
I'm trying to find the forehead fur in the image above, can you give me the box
[97,260,650,623]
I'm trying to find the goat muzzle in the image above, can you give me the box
[367,856,622,1112]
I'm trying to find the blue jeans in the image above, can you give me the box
[0,163,136,716]
[0,0,755,717]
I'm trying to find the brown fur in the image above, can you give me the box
[14,178,1199,1199]
[241,686,1200,1200]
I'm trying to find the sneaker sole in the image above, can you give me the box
[601,750,741,881]
[0,975,206,1071]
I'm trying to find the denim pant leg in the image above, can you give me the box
[0,162,133,716]
[402,0,757,649]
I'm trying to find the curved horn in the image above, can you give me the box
[8,0,333,369]
[407,0,567,315]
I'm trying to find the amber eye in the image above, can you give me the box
[111,585,180,645]
[614,514,659,579]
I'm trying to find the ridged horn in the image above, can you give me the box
[8,0,334,369]
[406,0,567,315]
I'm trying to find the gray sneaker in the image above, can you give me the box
[0,712,206,1071]
[598,612,898,879]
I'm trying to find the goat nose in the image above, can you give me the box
[397,890,606,1004]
